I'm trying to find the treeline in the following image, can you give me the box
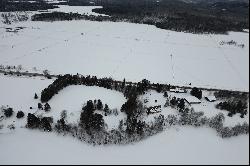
[25,107,249,145]
[216,100,248,118]
[91,0,249,34]
[31,11,111,22]
[0,1,58,12]
[40,74,169,103]
[32,12,83,21]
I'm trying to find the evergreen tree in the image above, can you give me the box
[16,111,25,119]
[34,93,38,99]
[104,104,109,115]
[38,103,43,110]
[190,87,202,99]
[44,103,51,112]
[97,99,103,110]
[4,108,13,118]
[177,98,185,110]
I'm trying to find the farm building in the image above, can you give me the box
[170,88,187,93]
[184,96,201,105]
[205,96,217,102]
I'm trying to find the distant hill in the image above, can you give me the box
[181,0,249,4]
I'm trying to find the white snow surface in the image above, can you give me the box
[0,7,248,91]
[0,127,248,165]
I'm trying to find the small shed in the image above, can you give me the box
[205,96,217,102]
[184,96,201,105]
[147,105,161,115]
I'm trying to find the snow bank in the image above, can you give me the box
[0,127,248,165]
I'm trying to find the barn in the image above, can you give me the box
[184,96,201,105]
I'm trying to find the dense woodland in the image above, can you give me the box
[91,0,249,34]
[1,0,249,33]
[0,0,58,12]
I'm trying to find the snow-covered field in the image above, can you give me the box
[0,5,249,165]
[0,127,248,165]
[140,90,249,127]
[0,5,249,91]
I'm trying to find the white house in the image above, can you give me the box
[184,96,201,105]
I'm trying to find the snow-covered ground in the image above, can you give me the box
[0,127,248,165]
[0,6,248,91]
[0,75,53,111]
[0,5,249,165]
[140,90,249,127]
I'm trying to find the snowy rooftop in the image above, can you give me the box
[184,96,201,104]
[205,95,217,102]
[170,88,186,93]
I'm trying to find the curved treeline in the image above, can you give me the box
[40,74,167,103]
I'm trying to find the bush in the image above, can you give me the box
[44,103,51,112]
[60,110,67,119]
[16,111,25,119]
[55,118,71,133]
[4,108,14,118]
[27,113,40,129]
[34,93,38,99]
[7,124,15,130]
[40,117,53,132]
[190,87,202,99]
[208,113,225,131]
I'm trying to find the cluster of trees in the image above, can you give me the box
[54,109,249,145]
[168,97,186,111]
[31,11,112,22]
[0,1,58,12]
[37,102,51,112]
[41,74,166,103]
[41,74,119,103]
[3,107,13,118]
[1,106,24,119]
[16,111,25,119]
[214,90,249,101]
[32,12,83,21]
[26,113,53,132]
[216,100,248,118]
[54,110,74,134]
[79,100,105,133]
[190,87,202,99]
